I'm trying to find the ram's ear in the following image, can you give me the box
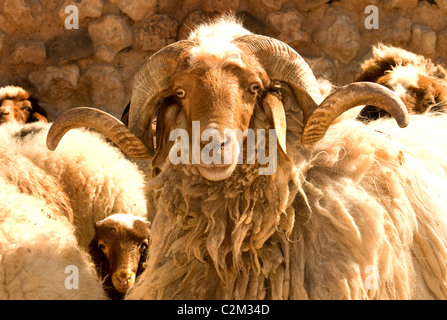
[262,91,287,155]
[151,99,181,168]
[30,112,48,123]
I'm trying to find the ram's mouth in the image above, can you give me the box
[112,272,136,293]
[196,135,240,181]
[198,162,237,181]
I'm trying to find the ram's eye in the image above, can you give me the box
[249,83,261,94]
[176,89,186,99]
[139,240,149,253]
[98,241,106,251]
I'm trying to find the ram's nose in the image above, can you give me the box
[200,130,236,164]
[199,135,228,154]
[112,268,136,293]
[118,270,132,284]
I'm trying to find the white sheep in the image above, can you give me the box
[0,149,107,299]
[47,16,447,299]
[0,121,148,250]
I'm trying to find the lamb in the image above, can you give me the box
[0,86,48,125]
[0,121,148,250]
[355,44,447,121]
[0,148,107,299]
[89,213,151,300]
[46,16,447,299]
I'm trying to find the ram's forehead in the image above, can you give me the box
[188,49,247,71]
[187,15,251,70]
[103,213,148,229]
[0,86,29,101]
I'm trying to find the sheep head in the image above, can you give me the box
[0,86,48,125]
[356,44,447,121]
[47,29,409,181]
[89,214,151,299]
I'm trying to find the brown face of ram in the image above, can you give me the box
[0,98,32,125]
[171,53,269,180]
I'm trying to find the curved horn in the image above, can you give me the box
[129,40,196,148]
[233,34,322,123]
[302,82,409,144]
[47,107,152,159]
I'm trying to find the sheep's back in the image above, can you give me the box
[0,122,149,249]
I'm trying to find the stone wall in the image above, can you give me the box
[0,0,446,120]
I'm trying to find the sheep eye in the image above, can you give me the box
[176,89,186,99]
[249,83,261,94]
[139,241,149,253]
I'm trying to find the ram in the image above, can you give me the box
[0,86,47,125]
[356,44,447,121]
[47,16,447,299]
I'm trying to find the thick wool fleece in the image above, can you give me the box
[0,122,148,249]
[0,157,107,299]
[0,148,73,222]
[289,115,447,299]
[127,114,447,300]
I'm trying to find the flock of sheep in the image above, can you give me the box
[2,15,447,300]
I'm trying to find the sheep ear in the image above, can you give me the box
[30,112,48,123]
[151,100,181,168]
[262,92,287,155]
[88,239,102,267]
[89,238,108,279]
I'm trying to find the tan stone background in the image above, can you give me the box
[0,0,446,120]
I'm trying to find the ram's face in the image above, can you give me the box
[170,54,269,180]
[0,98,32,125]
